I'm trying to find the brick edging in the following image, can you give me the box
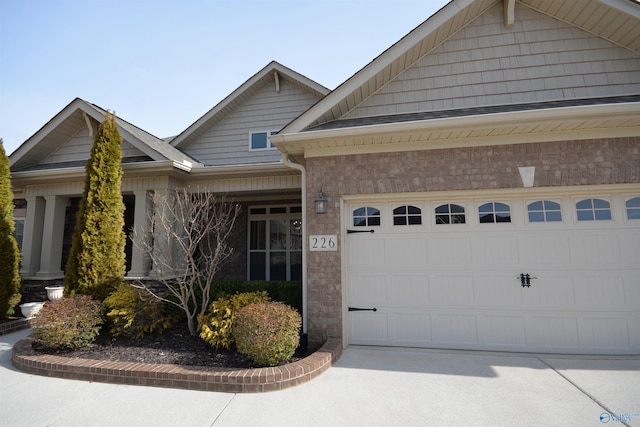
[0,318,31,336]
[12,336,342,393]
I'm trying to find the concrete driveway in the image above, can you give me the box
[1,328,639,426]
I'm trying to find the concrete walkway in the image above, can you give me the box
[2,329,639,426]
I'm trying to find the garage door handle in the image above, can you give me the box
[348,307,378,312]
[347,229,375,234]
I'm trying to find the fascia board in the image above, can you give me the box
[9,98,88,168]
[272,102,640,148]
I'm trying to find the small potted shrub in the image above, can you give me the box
[233,301,301,366]
[31,294,104,350]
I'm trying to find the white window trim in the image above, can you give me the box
[247,205,302,281]
[624,195,640,221]
[525,199,563,224]
[574,197,613,223]
[249,130,278,151]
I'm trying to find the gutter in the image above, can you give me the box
[281,154,308,335]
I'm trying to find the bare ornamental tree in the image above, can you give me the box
[131,188,241,335]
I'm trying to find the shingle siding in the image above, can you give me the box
[183,79,321,166]
[345,2,640,119]
[43,127,145,165]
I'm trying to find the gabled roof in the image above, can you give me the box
[280,0,640,133]
[170,61,329,149]
[10,98,199,172]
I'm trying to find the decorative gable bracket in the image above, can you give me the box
[504,0,515,28]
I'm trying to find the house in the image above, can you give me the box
[11,0,640,354]
[9,60,328,293]
[271,0,640,354]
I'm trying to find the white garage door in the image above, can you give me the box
[345,192,640,354]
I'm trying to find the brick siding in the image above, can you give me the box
[304,137,640,344]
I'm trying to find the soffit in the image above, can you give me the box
[271,101,640,159]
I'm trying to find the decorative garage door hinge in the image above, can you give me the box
[348,307,378,312]
[347,229,375,234]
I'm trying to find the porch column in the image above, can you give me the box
[127,190,152,277]
[36,195,67,279]
[20,196,46,277]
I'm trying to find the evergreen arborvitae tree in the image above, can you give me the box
[64,113,126,301]
[0,139,22,318]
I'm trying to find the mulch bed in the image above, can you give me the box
[30,322,312,369]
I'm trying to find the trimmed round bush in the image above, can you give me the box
[198,291,270,350]
[233,302,301,366]
[31,294,104,350]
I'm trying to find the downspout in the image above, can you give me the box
[281,153,307,335]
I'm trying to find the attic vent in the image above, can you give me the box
[274,71,280,93]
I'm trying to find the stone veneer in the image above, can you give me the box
[12,336,342,393]
[303,137,640,345]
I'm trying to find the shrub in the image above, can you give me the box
[31,295,104,350]
[64,113,126,302]
[0,140,21,318]
[104,282,175,339]
[208,281,302,313]
[198,291,270,350]
[233,302,301,367]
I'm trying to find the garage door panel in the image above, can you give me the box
[579,317,631,349]
[623,276,640,308]
[389,313,432,344]
[433,314,478,344]
[630,318,640,348]
[573,276,625,307]
[478,315,527,346]
[522,275,576,307]
[350,238,385,267]
[518,235,571,265]
[386,237,427,266]
[471,237,519,265]
[389,275,429,304]
[474,276,523,306]
[350,274,387,304]
[430,276,475,305]
[427,237,472,265]
[619,233,640,265]
[527,317,580,348]
[571,235,622,266]
[349,312,388,345]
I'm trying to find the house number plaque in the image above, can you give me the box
[309,235,337,251]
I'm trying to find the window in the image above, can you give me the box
[393,205,422,225]
[479,202,511,223]
[626,197,640,220]
[353,207,381,227]
[248,206,302,281]
[250,131,277,150]
[528,200,562,222]
[576,198,611,221]
[13,218,25,250]
[435,204,465,224]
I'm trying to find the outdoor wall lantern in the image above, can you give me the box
[314,188,328,214]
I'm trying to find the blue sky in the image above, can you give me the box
[0,0,449,156]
